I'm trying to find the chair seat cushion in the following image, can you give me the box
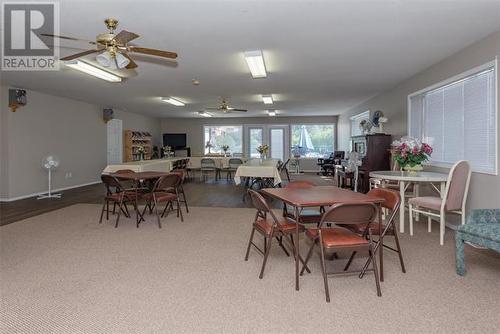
[306,227,369,247]
[408,196,442,210]
[339,222,389,235]
[458,223,500,243]
[143,192,177,202]
[255,218,304,235]
[107,191,139,201]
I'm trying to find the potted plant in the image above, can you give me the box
[392,136,433,173]
[256,144,270,159]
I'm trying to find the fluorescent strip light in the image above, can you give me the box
[65,60,122,82]
[262,94,273,105]
[161,97,185,106]
[244,50,267,78]
[267,110,276,116]
[198,111,212,117]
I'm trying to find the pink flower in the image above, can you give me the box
[412,146,419,154]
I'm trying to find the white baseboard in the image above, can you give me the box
[0,180,102,202]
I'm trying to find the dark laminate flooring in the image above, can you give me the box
[0,172,335,226]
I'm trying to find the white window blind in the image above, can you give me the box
[409,65,497,174]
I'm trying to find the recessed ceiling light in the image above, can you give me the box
[244,50,267,78]
[198,111,212,117]
[268,110,276,116]
[262,95,273,105]
[65,60,122,82]
[161,97,185,106]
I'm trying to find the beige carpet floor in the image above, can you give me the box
[1,204,499,334]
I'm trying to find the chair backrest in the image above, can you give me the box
[201,158,216,168]
[280,158,291,171]
[232,153,244,158]
[284,181,316,189]
[319,202,377,229]
[101,174,125,194]
[367,188,400,212]
[248,189,280,223]
[443,160,471,211]
[333,151,345,159]
[153,174,181,192]
[228,158,243,169]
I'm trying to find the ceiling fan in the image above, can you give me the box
[205,98,248,113]
[41,18,177,70]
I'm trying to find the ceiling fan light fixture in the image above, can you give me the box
[268,110,277,117]
[262,94,273,105]
[198,111,212,118]
[244,50,267,78]
[161,97,185,106]
[65,60,122,82]
[96,51,130,69]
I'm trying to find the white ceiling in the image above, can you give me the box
[2,0,500,118]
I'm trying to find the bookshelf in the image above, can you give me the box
[124,130,153,162]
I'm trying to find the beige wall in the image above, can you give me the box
[0,86,161,200]
[161,116,338,156]
[338,30,500,209]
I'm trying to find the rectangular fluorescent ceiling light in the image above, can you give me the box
[262,95,273,105]
[65,60,122,82]
[161,97,185,106]
[244,50,267,78]
[267,110,276,116]
[198,111,212,117]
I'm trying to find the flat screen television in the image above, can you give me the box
[163,133,187,148]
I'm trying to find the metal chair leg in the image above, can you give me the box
[319,244,330,302]
[259,236,273,279]
[114,201,123,228]
[154,198,162,229]
[244,227,256,261]
[393,228,406,273]
[288,235,311,273]
[369,233,382,297]
[343,251,357,271]
[99,200,106,224]
[300,241,316,275]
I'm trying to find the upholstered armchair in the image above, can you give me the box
[455,209,500,276]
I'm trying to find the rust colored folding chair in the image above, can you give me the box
[341,188,405,281]
[300,202,381,302]
[142,173,183,228]
[244,189,311,279]
[170,169,189,213]
[99,174,140,228]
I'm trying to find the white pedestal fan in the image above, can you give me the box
[37,155,62,199]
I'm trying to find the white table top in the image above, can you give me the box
[370,170,448,182]
[243,158,280,167]
[234,159,282,186]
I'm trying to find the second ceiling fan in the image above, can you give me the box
[205,98,248,113]
[42,18,177,70]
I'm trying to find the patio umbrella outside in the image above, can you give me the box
[297,125,314,155]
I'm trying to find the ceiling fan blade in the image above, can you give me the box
[231,109,248,112]
[121,53,138,69]
[113,30,140,45]
[205,107,220,110]
[40,33,96,45]
[60,49,100,61]
[128,46,177,59]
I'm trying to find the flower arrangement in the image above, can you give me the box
[162,145,172,157]
[392,136,433,170]
[205,141,213,153]
[136,145,146,160]
[256,144,269,157]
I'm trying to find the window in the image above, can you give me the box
[408,62,497,174]
[350,111,370,137]
[291,124,335,158]
[203,125,243,154]
[248,128,263,158]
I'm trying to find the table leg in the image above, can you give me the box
[399,180,406,233]
[415,183,420,222]
[378,204,383,282]
[294,206,302,291]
